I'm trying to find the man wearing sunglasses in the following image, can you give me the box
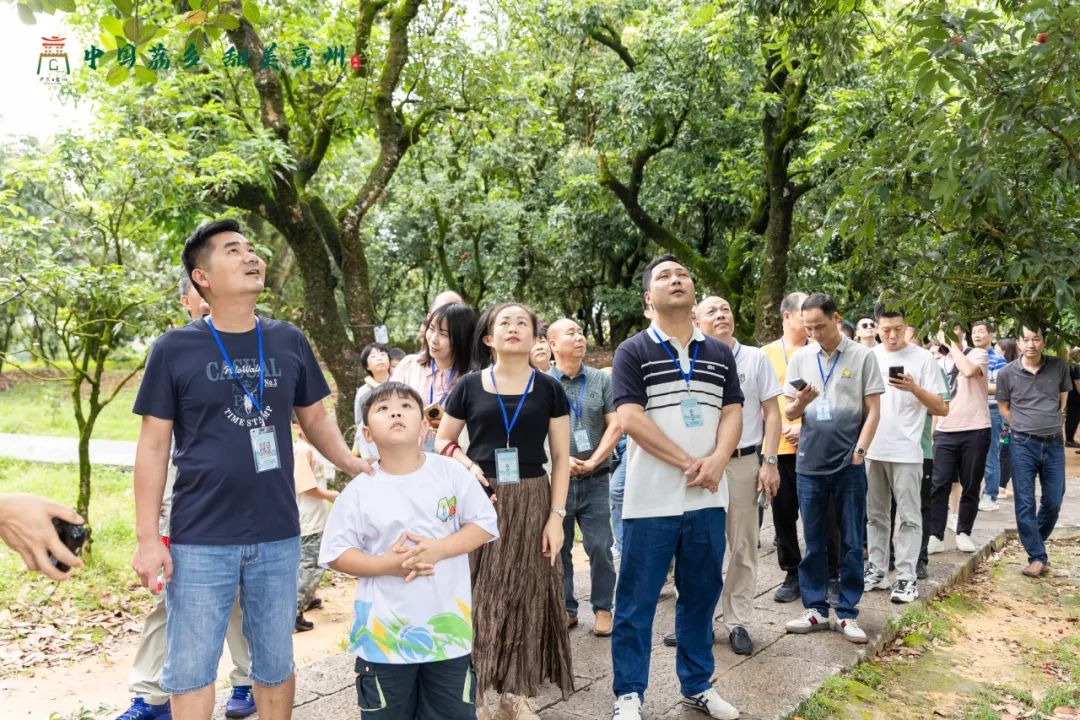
[855,317,879,349]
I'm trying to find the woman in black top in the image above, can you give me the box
[437,302,572,718]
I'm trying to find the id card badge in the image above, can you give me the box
[495,447,520,484]
[249,425,281,472]
[423,436,436,453]
[573,427,593,453]
[815,397,833,422]
[681,397,704,427]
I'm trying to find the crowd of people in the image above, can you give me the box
[2,221,1079,720]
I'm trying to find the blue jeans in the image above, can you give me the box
[1010,432,1066,564]
[609,437,628,554]
[611,508,726,700]
[163,536,300,694]
[983,406,1003,499]
[561,473,617,615]
[796,464,866,620]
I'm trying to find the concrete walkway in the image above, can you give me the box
[0,433,136,467]
[204,456,1080,720]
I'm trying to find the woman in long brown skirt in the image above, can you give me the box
[438,302,574,720]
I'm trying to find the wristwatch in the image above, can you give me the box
[764,455,779,466]
[551,507,567,518]
[854,447,867,458]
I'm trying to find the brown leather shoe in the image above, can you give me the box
[566,613,578,629]
[593,609,613,636]
[1022,559,1050,577]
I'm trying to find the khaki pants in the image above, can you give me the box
[129,592,250,705]
[866,459,923,583]
[720,453,761,631]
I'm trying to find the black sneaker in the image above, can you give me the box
[773,574,801,603]
[663,632,677,647]
[305,597,323,611]
[916,559,928,579]
[728,626,753,656]
[295,612,314,632]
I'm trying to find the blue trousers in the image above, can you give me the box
[983,406,1003,499]
[611,508,726,700]
[1010,432,1066,564]
[797,464,866,620]
[561,473,616,615]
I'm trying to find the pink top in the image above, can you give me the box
[936,347,990,432]
[391,354,462,448]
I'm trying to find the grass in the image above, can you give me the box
[791,670,882,720]
[885,600,952,647]
[0,457,146,613]
[0,376,141,441]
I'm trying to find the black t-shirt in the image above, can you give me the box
[1070,363,1080,397]
[444,370,569,478]
[133,318,330,544]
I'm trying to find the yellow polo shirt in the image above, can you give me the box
[762,338,803,456]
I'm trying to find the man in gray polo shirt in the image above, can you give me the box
[549,318,622,636]
[783,293,883,644]
[997,325,1072,578]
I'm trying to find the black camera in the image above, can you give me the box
[52,518,90,573]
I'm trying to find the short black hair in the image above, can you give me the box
[971,319,994,334]
[361,381,423,425]
[181,219,242,297]
[388,347,406,362]
[359,343,390,374]
[838,320,855,338]
[801,293,838,316]
[874,303,905,322]
[641,254,684,293]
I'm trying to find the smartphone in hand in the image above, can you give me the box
[789,377,808,391]
[888,366,904,382]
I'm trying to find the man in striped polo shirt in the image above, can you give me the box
[610,255,744,720]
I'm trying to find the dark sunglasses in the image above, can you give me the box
[859,321,876,329]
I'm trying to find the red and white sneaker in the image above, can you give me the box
[785,608,830,634]
[837,618,868,643]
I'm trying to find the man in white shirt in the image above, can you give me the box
[863,308,947,604]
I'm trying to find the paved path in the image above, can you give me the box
[0,433,136,467]
[203,454,1080,720]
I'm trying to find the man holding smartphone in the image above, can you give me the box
[782,293,883,643]
[863,308,947,604]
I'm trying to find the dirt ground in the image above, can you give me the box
[804,535,1080,720]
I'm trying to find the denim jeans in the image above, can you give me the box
[561,473,616,615]
[611,508,726,700]
[163,536,300,694]
[609,436,628,555]
[983,406,1003,499]
[796,464,866,620]
[1010,432,1066,564]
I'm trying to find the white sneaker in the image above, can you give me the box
[947,513,958,532]
[837,618,868,643]
[890,579,918,604]
[863,566,890,592]
[927,536,946,555]
[955,533,977,553]
[682,688,740,719]
[786,608,830,634]
[978,495,999,512]
[612,693,642,719]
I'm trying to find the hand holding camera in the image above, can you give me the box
[0,493,85,581]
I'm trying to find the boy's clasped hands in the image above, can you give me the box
[387,532,447,582]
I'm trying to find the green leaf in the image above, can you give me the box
[101,15,124,38]
[208,14,240,30]
[242,0,259,23]
[111,0,133,14]
[133,65,156,84]
[106,65,129,86]
[54,0,76,12]
[17,3,37,24]
[123,17,143,43]
[189,0,203,9]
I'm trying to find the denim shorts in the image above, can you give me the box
[162,536,300,694]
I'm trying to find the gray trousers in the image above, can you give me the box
[865,459,923,583]
[297,532,326,609]
[129,592,250,705]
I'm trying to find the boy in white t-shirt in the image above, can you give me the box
[319,382,498,720]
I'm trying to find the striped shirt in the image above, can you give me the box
[612,323,744,519]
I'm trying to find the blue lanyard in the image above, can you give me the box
[651,329,700,389]
[207,317,265,416]
[428,361,456,406]
[733,341,742,360]
[816,349,842,396]
[490,368,536,447]
[564,370,587,422]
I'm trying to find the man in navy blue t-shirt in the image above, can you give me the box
[131,219,371,720]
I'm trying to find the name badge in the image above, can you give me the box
[815,397,832,422]
[249,425,281,472]
[423,436,436,453]
[495,447,520,484]
[573,427,592,453]
[681,397,703,427]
